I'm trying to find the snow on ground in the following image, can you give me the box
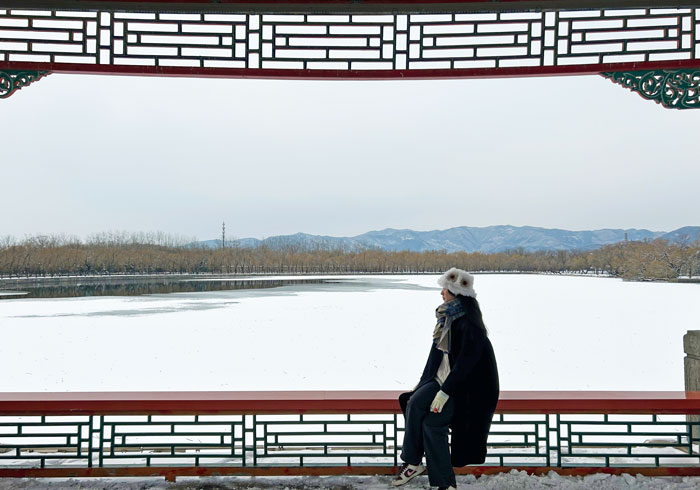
[2,275,700,487]
[2,471,700,490]
[0,274,699,392]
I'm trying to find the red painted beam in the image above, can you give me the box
[3,59,700,81]
[4,0,697,16]
[2,391,700,415]
[2,465,700,480]
[5,0,679,6]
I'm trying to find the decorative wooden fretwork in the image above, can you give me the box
[0,70,48,98]
[1,3,700,105]
[601,69,700,109]
[1,412,699,470]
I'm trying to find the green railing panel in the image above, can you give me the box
[2,411,698,469]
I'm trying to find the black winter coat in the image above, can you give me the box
[399,313,499,466]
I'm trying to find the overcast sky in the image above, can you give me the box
[2,72,698,241]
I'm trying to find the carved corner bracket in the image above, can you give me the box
[0,70,50,99]
[601,69,700,110]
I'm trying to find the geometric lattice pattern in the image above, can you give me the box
[0,7,698,72]
[487,413,700,467]
[2,413,699,469]
[558,414,700,467]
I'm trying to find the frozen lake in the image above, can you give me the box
[0,274,698,392]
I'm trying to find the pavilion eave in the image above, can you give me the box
[3,0,700,14]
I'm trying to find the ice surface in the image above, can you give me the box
[0,274,698,392]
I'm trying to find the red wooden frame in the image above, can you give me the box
[7,0,698,8]
[2,391,700,480]
[3,1,700,83]
[3,59,700,81]
[2,390,700,415]
[2,464,700,480]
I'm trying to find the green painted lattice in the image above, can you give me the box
[1,412,698,469]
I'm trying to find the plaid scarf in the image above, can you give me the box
[433,297,466,354]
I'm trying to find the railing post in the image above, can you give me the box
[684,330,700,440]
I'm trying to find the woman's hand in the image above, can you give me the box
[430,390,449,413]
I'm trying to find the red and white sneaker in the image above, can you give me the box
[391,462,426,486]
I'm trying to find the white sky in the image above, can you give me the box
[1,72,699,240]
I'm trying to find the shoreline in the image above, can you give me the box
[0,272,697,295]
[0,270,612,287]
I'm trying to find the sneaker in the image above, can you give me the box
[391,462,426,486]
[437,486,457,490]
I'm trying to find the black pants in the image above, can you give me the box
[400,380,456,487]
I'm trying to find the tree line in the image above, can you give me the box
[0,233,698,281]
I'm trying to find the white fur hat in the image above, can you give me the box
[438,267,476,298]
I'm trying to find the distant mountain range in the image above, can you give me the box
[197,225,700,254]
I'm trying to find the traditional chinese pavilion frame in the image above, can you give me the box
[1,0,699,106]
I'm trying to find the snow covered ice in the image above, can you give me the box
[1,274,699,392]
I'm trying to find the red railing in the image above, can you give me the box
[2,390,700,415]
[1,391,700,481]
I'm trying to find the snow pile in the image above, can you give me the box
[2,471,700,490]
